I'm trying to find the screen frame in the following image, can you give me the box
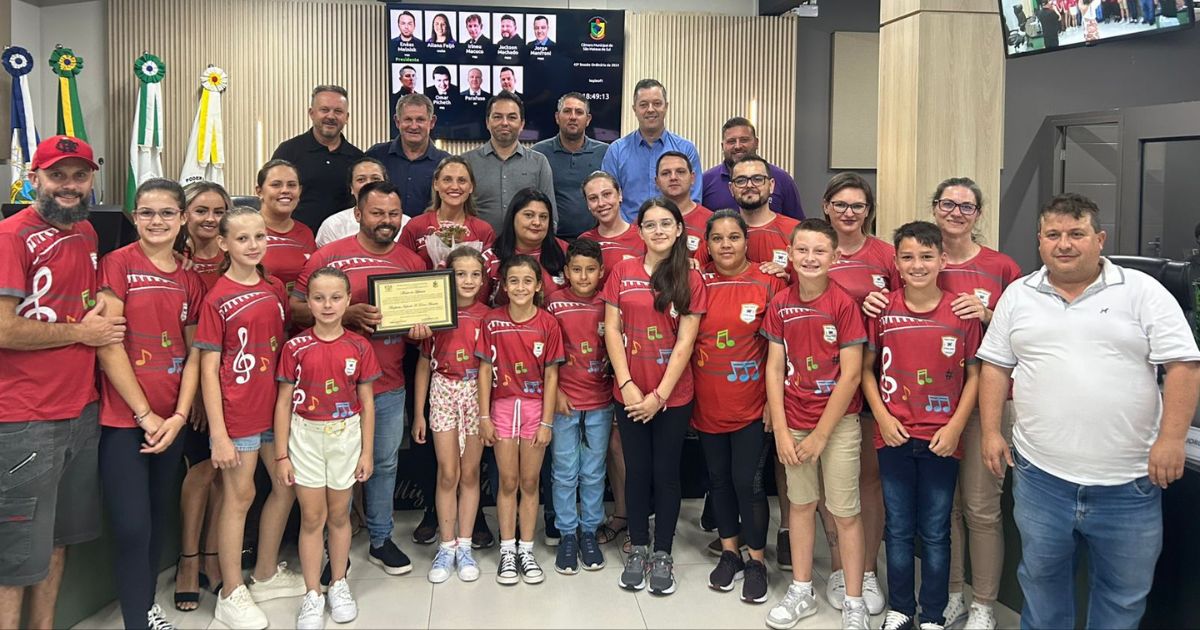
[999,0,1196,59]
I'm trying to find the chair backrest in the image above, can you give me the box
[1108,255,1196,313]
[230,196,261,211]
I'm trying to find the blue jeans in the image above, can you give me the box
[551,406,613,534]
[1013,450,1162,630]
[877,439,960,624]
[365,387,406,547]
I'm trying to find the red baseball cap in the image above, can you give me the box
[31,135,99,171]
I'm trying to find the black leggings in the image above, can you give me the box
[99,426,185,630]
[617,402,693,553]
[698,421,769,551]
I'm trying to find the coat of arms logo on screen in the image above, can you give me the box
[589,17,607,40]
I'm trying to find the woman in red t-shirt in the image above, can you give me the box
[482,188,567,305]
[603,197,707,595]
[97,179,207,628]
[397,156,496,269]
[258,159,317,297]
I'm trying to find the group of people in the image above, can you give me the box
[0,76,1196,630]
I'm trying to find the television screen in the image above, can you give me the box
[1000,0,1195,57]
[386,3,625,142]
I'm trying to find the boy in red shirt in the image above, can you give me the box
[861,221,981,630]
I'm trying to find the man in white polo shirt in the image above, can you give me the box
[976,193,1200,630]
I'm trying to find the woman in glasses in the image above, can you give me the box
[817,171,896,616]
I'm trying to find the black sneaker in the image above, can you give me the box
[776,529,792,571]
[519,548,545,584]
[708,550,745,592]
[472,515,495,549]
[741,558,769,604]
[496,547,519,585]
[554,533,579,575]
[367,539,412,575]
[700,494,717,532]
[579,530,605,570]
[543,521,561,547]
[411,509,438,545]
[320,557,351,591]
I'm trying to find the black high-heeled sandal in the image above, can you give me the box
[174,553,201,612]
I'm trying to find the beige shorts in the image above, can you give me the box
[288,414,362,490]
[784,414,862,517]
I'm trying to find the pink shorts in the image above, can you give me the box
[491,397,543,441]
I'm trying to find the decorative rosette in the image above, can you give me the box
[201,66,229,92]
[2,46,34,77]
[49,46,83,78]
[134,53,166,83]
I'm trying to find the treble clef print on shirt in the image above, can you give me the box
[16,267,57,322]
[232,326,256,384]
[291,365,306,413]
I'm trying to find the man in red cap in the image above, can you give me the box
[0,135,126,629]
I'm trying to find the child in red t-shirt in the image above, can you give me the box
[861,221,981,630]
[412,246,490,584]
[195,207,304,628]
[476,255,565,586]
[273,267,380,627]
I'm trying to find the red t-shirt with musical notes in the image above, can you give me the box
[398,212,496,270]
[867,290,982,453]
[276,329,381,421]
[577,224,645,286]
[189,252,224,290]
[482,239,569,306]
[421,301,489,380]
[265,221,317,293]
[762,281,867,431]
[546,287,612,411]
[747,213,801,268]
[829,237,901,304]
[98,243,206,428]
[0,207,99,422]
[692,266,786,433]
[476,307,565,401]
[294,236,426,395]
[194,275,289,438]
[600,258,708,407]
[681,205,713,266]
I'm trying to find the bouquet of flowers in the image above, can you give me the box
[423,222,482,268]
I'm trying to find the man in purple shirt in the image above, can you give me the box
[701,116,803,219]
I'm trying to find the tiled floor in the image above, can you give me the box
[75,500,1021,629]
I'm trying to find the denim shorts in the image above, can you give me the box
[215,429,276,453]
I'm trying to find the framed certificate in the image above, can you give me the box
[367,270,458,336]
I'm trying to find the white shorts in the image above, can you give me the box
[288,414,362,490]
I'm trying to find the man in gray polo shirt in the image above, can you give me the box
[977,193,1200,630]
[532,92,608,239]
[461,91,555,233]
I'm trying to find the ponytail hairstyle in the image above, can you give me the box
[427,156,480,217]
[183,180,232,255]
[636,197,692,315]
[931,176,985,244]
[307,266,352,295]
[132,177,188,254]
[217,206,268,280]
[445,244,487,272]
[499,253,545,307]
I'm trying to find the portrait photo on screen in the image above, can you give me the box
[391,63,424,95]
[425,64,460,98]
[526,14,557,47]
[460,65,492,99]
[460,12,491,45]
[390,9,423,41]
[493,12,525,47]
[426,11,458,45]
[493,65,524,98]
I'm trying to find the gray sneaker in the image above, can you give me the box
[619,545,649,590]
[766,583,818,629]
[647,551,676,595]
[842,598,870,630]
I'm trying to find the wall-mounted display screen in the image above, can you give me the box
[1000,0,1194,58]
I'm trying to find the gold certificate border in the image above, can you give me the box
[367,270,458,336]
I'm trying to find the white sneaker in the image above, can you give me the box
[919,623,945,630]
[296,590,325,630]
[943,592,967,628]
[766,583,818,629]
[841,599,870,630]
[456,544,480,582]
[964,603,996,630]
[428,545,455,584]
[249,561,307,602]
[826,569,846,609]
[326,578,358,623]
[862,571,886,615]
[214,584,268,630]
[146,604,175,630]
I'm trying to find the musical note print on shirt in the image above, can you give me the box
[726,360,760,383]
[232,327,255,385]
[924,394,951,414]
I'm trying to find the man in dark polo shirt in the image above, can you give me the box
[532,92,608,238]
[461,91,555,232]
[272,84,365,229]
[701,116,803,219]
[366,93,450,218]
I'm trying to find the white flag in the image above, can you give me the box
[181,66,228,186]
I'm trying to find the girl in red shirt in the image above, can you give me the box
[603,197,707,596]
[196,206,304,628]
[412,246,491,584]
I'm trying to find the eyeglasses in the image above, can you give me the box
[827,200,869,215]
[731,174,770,188]
[133,208,182,221]
[934,199,979,216]
[640,218,677,232]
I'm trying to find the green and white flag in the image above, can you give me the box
[125,53,166,213]
[180,66,228,186]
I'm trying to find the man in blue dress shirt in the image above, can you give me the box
[701,116,804,219]
[600,79,702,222]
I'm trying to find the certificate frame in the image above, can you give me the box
[367,270,458,336]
